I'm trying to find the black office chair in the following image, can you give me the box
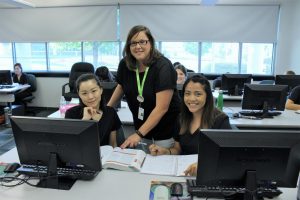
[95,66,115,82]
[20,73,37,115]
[62,62,94,101]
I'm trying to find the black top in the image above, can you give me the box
[117,56,181,140]
[13,73,28,84]
[174,108,232,155]
[65,105,121,146]
[288,85,300,104]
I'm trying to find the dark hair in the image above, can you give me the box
[14,63,22,72]
[173,62,181,67]
[285,70,296,75]
[123,25,162,70]
[180,75,214,133]
[75,73,105,110]
[174,64,187,76]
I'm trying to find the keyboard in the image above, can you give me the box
[239,110,282,117]
[17,164,99,180]
[187,179,282,199]
[0,85,15,89]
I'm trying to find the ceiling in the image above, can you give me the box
[0,0,289,9]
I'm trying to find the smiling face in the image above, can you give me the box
[78,79,103,109]
[184,81,207,115]
[129,31,151,65]
[176,69,186,84]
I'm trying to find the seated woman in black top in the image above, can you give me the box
[65,73,121,147]
[149,75,231,176]
[13,63,32,104]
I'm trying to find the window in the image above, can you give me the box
[48,42,82,71]
[0,43,13,70]
[83,42,119,71]
[15,43,47,71]
[201,42,239,74]
[161,42,198,71]
[241,43,273,75]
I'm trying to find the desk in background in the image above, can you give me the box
[212,91,242,107]
[0,84,30,103]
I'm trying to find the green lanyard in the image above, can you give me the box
[135,67,149,101]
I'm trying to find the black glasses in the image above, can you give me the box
[129,40,149,47]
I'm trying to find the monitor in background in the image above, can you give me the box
[221,74,252,96]
[241,84,288,118]
[10,116,101,190]
[101,82,120,109]
[194,129,300,200]
[275,75,300,92]
[0,70,12,85]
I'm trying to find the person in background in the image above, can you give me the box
[149,75,231,176]
[65,73,121,147]
[175,64,187,85]
[173,61,194,73]
[285,85,300,110]
[285,70,296,75]
[108,25,180,150]
[13,63,32,104]
[95,66,115,82]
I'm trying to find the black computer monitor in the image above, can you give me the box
[241,84,288,118]
[275,75,300,92]
[0,70,12,85]
[196,129,300,200]
[10,116,101,190]
[221,74,252,96]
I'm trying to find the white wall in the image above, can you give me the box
[275,0,300,74]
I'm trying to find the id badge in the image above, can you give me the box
[138,107,144,120]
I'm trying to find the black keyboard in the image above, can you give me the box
[187,179,282,199]
[239,111,282,117]
[17,164,99,180]
[0,85,14,89]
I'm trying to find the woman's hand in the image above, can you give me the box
[184,162,197,176]
[82,107,102,121]
[120,133,141,148]
[148,144,169,156]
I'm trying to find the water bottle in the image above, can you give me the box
[216,91,224,111]
[59,96,67,117]
[4,107,12,127]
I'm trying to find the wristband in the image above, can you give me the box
[135,130,144,138]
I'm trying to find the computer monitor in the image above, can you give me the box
[241,84,288,118]
[197,129,300,200]
[275,75,300,92]
[0,70,12,85]
[101,82,120,109]
[10,116,101,190]
[221,74,252,96]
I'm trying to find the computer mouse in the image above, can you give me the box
[153,185,169,200]
[170,182,183,197]
[232,113,240,118]
[4,162,21,173]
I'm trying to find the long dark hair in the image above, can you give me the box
[123,25,162,70]
[75,73,105,110]
[180,75,214,134]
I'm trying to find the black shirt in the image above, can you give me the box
[288,85,300,104]
[13,73,28,84]
[65,105,121,146]
[174,109,232,155]
[116,56,180,140]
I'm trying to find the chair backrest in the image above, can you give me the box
[95,66,115,82]
[25,73,37,92]
[69,62,94,92]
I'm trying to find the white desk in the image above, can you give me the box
[0,84,30,102]
[0,148,297,200]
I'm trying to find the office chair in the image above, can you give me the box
[62,62,94,101]
[20,73,37,115]
[95,66,115,82]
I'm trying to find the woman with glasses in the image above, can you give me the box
[65,73,121,147]
[108,25,180,151]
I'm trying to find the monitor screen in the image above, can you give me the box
[10,116,101,190]
[241,84,288,118]
[275,75,300,92]
[197,129,300,199]
[0,70,12,85]
[221,74,252,96]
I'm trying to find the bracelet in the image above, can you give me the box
[168,148,172,155]
[135,130,144,138]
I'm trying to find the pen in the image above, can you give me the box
[152,138,155,145]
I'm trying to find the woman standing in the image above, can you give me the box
[108,25,180,149]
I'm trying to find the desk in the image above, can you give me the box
[212,91,242,107]
[0,84,30,103]
[0,148,297,200]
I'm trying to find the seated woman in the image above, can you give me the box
[13,63,32,104]
[175,64,187,85]
[149,75,231,176]
[65,73,121,147]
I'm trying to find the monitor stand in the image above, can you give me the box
[36,153,76,190]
